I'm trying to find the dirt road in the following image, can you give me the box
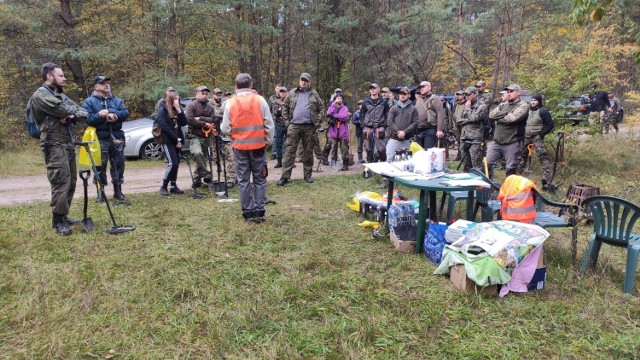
[0,158,365,207]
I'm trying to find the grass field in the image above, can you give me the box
[0,134,639,358]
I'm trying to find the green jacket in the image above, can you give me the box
[30,84,88,144]
[489,99,528,144]
[456,100,488,141]
[282,87,324,128]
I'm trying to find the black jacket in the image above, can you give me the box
[157,103,187,145]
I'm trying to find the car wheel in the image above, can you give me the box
[140,139,163,160]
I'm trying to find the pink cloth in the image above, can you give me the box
[327,103,350,140]
[499,246,542,297]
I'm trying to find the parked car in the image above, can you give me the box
[123,97,194,159]
[556,95,591,125]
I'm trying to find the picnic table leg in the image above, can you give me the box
[415,189,428,253]
[385,176,394,230]
[466,190,475,221]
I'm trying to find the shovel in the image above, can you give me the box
[79,169,95,232]
[524,143,534,174]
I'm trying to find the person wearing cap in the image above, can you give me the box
[83,74,130,206]
[220,73,274,223]
[277,72,324,186]
[184,85,216,187]
[386,86,419,163]
[271,86,288,168]
[456,86,489,172]
[30,62,88,235]
[451,90,466,160]
[326,93,351,171]
[352,99,365,163]
[361,83,390,163]
[516,93,555,190]
[223,91,232,101]
[606,91,621,134]
[210,87,225,116]
[487,84,529,179]
[381,87,395,108]
[414,81,446,150]
[475,80,493,105]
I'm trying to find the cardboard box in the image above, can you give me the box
[390,229,416,253]
[527,249,546,291]
[449,264,498,296]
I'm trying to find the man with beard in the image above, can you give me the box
[361,83,390,163]
[185,85,217,187]
[30,62,88,235]
[517,93,555,190]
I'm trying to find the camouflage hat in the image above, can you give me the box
[381,87,390,93]
[464,86,478,95]
[166,86,176,92]
[419,81,431,88]
[398,87,410,94]
[213,88,223,94]
[504,84,521,91]
[334,88,343,93]
[455,90,465,95]
[476,80,487,87]
[300,72,312,81]
[369,83,379,89]
[195,85,210,92]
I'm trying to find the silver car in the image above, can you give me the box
[123,98,194,159]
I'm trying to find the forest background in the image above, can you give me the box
[0,0,639,150]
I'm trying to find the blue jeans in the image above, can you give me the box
[274,125,286,160]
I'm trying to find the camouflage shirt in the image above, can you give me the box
[282,87,324,128]
[456,100,489,141]
[30,84,88,146]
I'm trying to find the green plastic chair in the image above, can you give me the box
[580,195,640,295]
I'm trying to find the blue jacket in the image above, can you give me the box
[82,91,129,140]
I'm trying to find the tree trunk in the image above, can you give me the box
[58,0,86,97]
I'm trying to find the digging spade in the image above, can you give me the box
[79,169,95,232]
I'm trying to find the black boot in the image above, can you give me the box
[114,184,131,206]
[52,213,72,236]
[170,182,184,194]
[358,152,365,163]
[160,180,170,196]
[274,158,282,168]
[341,160,349,171]
[95,188,106,204]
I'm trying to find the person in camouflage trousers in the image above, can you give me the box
[487,84,529,179]
[210,87,236,185]
[517,93,555,190]
[30,62,88,235]
[456,87,489,172]
[185,85,216,187]
[605,91,621,134]
[277,72,324,186]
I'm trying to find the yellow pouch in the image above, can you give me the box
[358,220,380,229]
[347,197,360,212]
[78,126,101,170]
[409,141,424,154]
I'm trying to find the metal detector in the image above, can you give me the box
[180,155,206,199]
[75,141,135,234]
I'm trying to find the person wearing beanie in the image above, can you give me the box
[517,93,555,191]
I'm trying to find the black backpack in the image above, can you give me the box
[25,87,52,139]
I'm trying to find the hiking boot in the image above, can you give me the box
[340,165,349,171]
[170,186,184,194]
[95,191,106,204]
[52,214,72,236]
[274,159,282,168]
[114,184,131,206]
[271,153,277,160]
[159,186,170,196]
[304,177,314,184]
[277,178,288,187]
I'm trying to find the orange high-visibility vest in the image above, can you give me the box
[228,94,266,150]
[498,175,537,224]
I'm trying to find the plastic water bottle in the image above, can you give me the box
[394,150,401,162]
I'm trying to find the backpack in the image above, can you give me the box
[25,87,52,139]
